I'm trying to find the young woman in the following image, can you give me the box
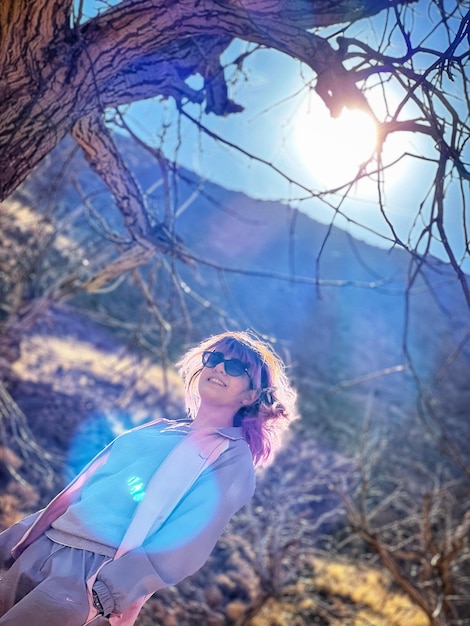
[0,331,297,625]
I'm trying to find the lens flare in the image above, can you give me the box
[127,476,146,502]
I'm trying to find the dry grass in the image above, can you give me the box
[311,557,429,626]
[237,556,430,626]
[12,334,183,414]
[13,334,178,385]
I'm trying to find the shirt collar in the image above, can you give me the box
[164,420,244,440]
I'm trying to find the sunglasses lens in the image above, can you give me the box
[202,351,223,368]
[224,359,247,376]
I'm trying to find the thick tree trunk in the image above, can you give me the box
[0,0,75,196]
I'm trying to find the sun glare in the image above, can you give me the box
[292,99,378,188]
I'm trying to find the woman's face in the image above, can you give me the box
[197,349,256,411]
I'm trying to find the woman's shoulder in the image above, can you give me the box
[216,439,256,504]
[219,435,255,473]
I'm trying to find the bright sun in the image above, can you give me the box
[292,98,378,188]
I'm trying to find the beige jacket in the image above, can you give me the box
[8,419,256,625]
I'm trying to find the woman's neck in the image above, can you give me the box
[190,404,235,429]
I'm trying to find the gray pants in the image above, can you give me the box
[0,535,109,626]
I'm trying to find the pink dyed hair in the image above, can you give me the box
[177,331,298,466]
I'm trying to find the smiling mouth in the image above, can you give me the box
[208,377,226,387]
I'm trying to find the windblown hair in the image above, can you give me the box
[177,331,298,466]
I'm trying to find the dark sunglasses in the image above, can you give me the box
[202,351,250,379]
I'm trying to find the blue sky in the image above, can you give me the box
[75,0,469,271]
